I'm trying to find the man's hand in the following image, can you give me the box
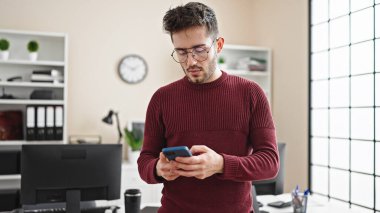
[156,152,180,181]
[172,145,224,179]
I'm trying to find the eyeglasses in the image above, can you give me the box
[171,39,217,63]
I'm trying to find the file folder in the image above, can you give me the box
[36,106,46,140]
[26,106,36,141]
[54,106,63,140]
[45,106,55,140]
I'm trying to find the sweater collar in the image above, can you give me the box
[182,71,228,90]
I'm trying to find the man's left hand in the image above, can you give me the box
[172,145,224,179]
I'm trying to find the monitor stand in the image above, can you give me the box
[66,190,80,213]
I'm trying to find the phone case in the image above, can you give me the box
[162,146,192,160]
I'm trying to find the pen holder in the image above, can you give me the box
[291,193,308,213]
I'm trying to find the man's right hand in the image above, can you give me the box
[156,152,180,181]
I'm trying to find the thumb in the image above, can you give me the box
[159,152,169,162]
[190,145,209,155]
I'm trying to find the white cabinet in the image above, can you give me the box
[0,29,68,145]
[219,44,272,103]
[121,163,163,204]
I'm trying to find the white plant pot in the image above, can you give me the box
[29,52,38,61]
[128,149,141,164]
[0,51,9,60]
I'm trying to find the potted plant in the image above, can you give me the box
[218,56,227,70]
[27,40,39,61]
[124,125,143,163]
[0,38,10,60]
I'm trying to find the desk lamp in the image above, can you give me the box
[102,110,122,144]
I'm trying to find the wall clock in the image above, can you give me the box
[118,54,148,84]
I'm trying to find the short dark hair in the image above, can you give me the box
[163,2,219,40]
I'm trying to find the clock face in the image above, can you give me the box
[118,55,148,84]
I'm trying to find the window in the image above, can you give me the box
[309,0,379,212]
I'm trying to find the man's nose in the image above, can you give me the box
[185,52,197,66]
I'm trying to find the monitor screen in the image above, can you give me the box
[20,144,122,212]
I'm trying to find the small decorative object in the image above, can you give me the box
[118,54,148,84]
[102,110,122,144]
[27,40,39,61]
[218,56,227,70]
[0,38,10,60]
[218,56,225,64]
[237,57,266,71]
[124,121,144,163]
[0,110,23,140]
[30,89,56,100]
[0,87,14,99]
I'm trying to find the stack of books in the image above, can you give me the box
[31,69,64,83]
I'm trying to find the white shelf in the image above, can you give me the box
[0,140,64,145]
[0,81,64,88]
[0,174,20,180]
[223,44,270,51]
[226,70,269,76]
[0,99,64,105]
[0,59,65,66]
[0,29,66,38]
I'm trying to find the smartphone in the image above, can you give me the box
[267,201,292,208]
[162,146,192,161]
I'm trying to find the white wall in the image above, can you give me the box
[250,0,309,191]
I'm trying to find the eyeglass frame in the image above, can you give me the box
[170,38,219,63]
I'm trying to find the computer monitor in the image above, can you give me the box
[253,143,286,195]
[20,144,122,213]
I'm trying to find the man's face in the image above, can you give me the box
[172,26,219,84]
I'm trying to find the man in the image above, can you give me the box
[138,2,279,213]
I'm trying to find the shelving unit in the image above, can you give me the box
[220,44,272,103]
[0,29,68,145]
[0,29,68,192]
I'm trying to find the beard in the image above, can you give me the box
[181,55,217,84]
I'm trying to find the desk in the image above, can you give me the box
[257,194,361,213]
[105,194,361,213]
[14,195,361,213]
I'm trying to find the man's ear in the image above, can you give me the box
[216,37,224,53]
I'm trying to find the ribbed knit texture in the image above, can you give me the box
[138,71,279,213]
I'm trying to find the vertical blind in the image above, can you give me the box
[309,0,380,212]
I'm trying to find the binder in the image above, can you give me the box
[36,106,46,140]
[26,106,36,141]
[54,106,63,140]
[45,106,55,140]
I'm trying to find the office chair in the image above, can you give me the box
[252,143,286,212]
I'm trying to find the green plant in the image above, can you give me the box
[0,39,10,51]
[218,56,225,64]
[124,127,143,151]
[27,40,39,52]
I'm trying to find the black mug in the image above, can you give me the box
[124,189,141,213]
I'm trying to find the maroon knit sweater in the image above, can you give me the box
[138,71,279,213]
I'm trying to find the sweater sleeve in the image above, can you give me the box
[217,83,279,182]
[137,90,166,184]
